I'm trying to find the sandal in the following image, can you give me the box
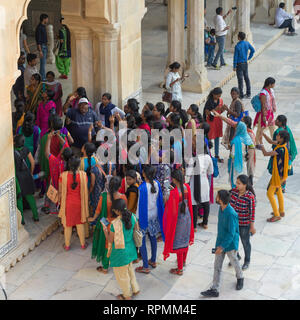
[198,222,208,229]
[96,266,108,274]
[267,216,281,223]
[215,157,224,163]
[148,260,157,268]
[63,244,70,251]
[81,243,88,250]
[135,266,150,274]
[169,268,183,276]
[133,291,140,296]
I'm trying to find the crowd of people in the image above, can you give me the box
[11,6,298,300]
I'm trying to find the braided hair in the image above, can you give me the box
[68,157,80,190]
[171,169,186,214]
[108,176,122,203]
[111,198,132,230]
[83,142,96,178]
[143,165,157,194]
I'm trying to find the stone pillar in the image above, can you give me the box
[167,0,185,67]
[284,0,294,13]
[182,0,210,93]
[93,25,120,106]
[252,0,270,23]
[236,0,253,44]
[69,26,94,104]
[46,24,55,64]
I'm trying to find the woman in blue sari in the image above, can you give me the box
[213,111,254,188]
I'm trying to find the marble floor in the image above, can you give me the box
[5,4,300,301]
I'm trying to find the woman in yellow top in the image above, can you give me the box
[259,130,290,222]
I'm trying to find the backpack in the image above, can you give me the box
[251,94,261,112]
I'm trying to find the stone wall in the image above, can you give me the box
[23,0,61,38]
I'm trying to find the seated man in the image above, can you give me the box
[275,2,297,35]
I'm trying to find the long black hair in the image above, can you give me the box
[276,115,287,129]
[143,165,157,194]
[263,77,276,89]
[111,198,132,230]
[76,87,88,99]
[189,104,203,123]
[171,100,188,127]
[108,176,122,203]
[171,169,186,214]
[278,130,290,144]
[155,102,165,117]
[22,112,35,137]
[237,174,256,196]
[62,148,73,170]
[207,87,222,101]
[83,142,96,178]
[68,157,80,190]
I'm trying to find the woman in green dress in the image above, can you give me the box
[56,17,71,79]
[101,198,140,300]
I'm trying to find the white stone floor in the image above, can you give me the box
[4,4,300,300]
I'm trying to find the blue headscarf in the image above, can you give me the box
[230,122,253,173]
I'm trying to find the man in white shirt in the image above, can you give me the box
[212,7,232,70]
[275,2,296,35]
[24,53,39,96]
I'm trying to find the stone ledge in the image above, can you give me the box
[0,219,60,273]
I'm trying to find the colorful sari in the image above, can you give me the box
[228,122,254,188]
[25,82,45,114]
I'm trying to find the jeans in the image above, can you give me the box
[239,225,251,263]
[236,62,251,97]
[213,35,226,66]
[279,19,295,33]
[140,232,157,269]
[214,137,220,158]
[207,45,215,66]
[40,44,48,80]
[212,250,243,291]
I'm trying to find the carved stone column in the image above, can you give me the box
[46,24,55,64]
[182,0,210,93]
[93,25,121,106]
[167,0,185,67]
[69,26,94,104]
[236,0,253,44]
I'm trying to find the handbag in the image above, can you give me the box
[47,183,58,203]
[162,91,172,103]
[132,214,143,248]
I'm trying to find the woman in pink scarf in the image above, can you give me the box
[36,89,57,137]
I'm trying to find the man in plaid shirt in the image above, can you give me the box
[230,175,256,270]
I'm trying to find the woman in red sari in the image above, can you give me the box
[163,169,194,276]
[203,87,226,163]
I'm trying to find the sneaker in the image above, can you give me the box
[242,262,250,270]
[201,288,219,297]
[211,64,220,70]
[236,278,244,290]
[221,63,228,67]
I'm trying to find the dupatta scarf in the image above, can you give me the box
[271,144,289,187]
[59,171,89,228]
[163,184,194,260]
[230,122,253,174]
